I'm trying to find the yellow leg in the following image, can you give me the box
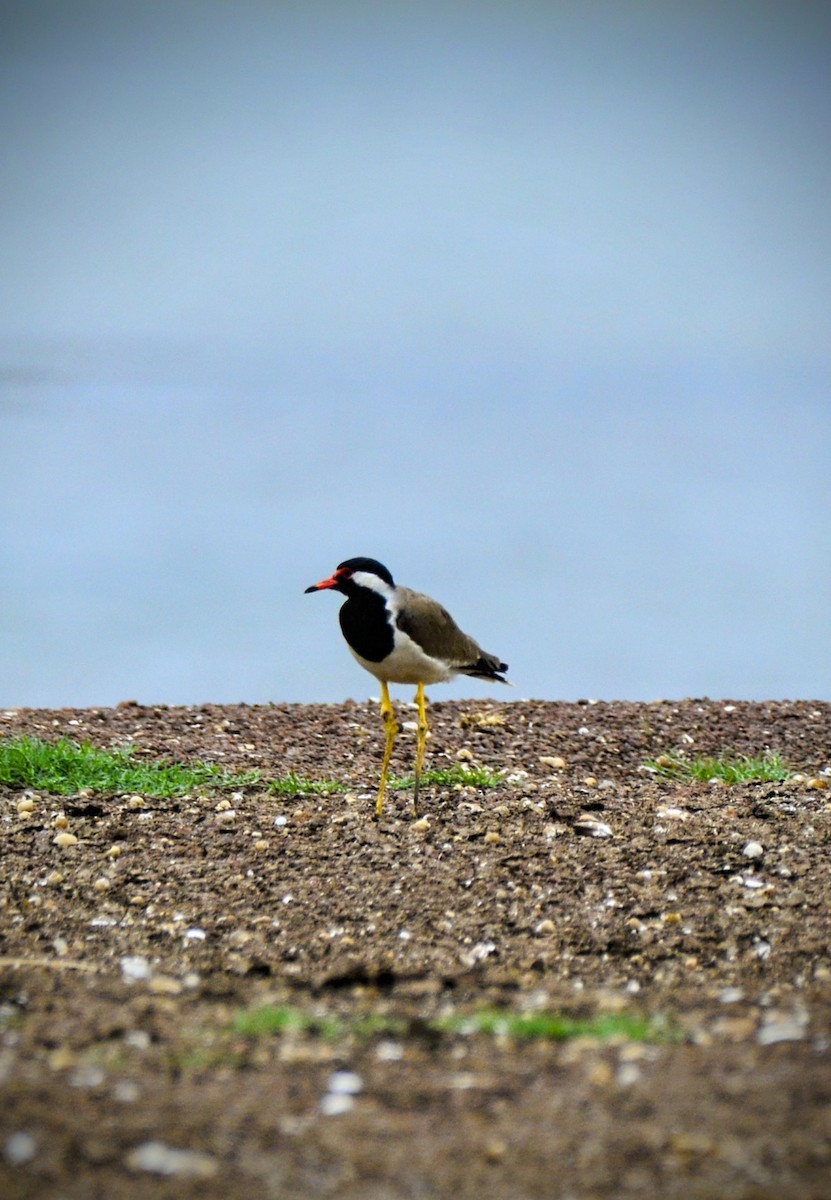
[413,682,429,816]
[376,681,398,817]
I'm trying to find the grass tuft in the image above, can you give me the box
[435,1009,667,1042]
[232,1005,343,1040]
[391,763,504,791]
[0,735,260,797]
[266,771,345,797]
[644,750,792,784]
[231,1003,673,1045]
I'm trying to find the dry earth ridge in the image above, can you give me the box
[1,698,830,1199]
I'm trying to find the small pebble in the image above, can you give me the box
[106,845,123,860]
[120,956,152,982]
[45,871,64,886]
[93,877,111,892]
[615,1062,642,1087]
[320,1093,355,1116]
[4,1132,37,1165]
[17,797,35,814]
[718,987,744,1004]
[125,1141,218,1179]
[327,1070,363,1095]
[483,1137,508,1163]
[574,815,613,838]
[742,841,764,859]
[411,817,431,832]
[375,1041,404,1062]
[539,755,566,769]
[483,830,501,845]
[53,832,78,848]
[53,813,69,830]
[534,919,556,936]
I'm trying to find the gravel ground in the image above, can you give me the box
[1,697,830,1199]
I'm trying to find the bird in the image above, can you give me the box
[305,557,509,817]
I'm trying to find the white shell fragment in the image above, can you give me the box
[574,815,613,838]
[320,1070,364,1116]
[125,1141,219,1178]
[120,956,152,983]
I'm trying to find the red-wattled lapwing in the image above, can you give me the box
[305,557,509,816]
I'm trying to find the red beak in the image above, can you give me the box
[304,573,340,594]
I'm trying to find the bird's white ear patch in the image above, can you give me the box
[351,570,394,598]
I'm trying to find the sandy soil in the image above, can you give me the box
[1,698,830,1199]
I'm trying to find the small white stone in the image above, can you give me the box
[184,928,207,941]
[615,1062,642,1087]
[125,1141,218,1178]
[70,1065,106,1089]
[758,1016,808,1045]
[574,815,613,838]
[718,987,745,1004]
[124,1030,152,1051]
[742,841,764,859]
[327,1070,363,1095]
[120,956,152,982]
[320,1093,355,1116]
[4,1131,37,1165]
[375,1041,404,1062]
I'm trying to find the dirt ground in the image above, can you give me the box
[1,697,830,1199]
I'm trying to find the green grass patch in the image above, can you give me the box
[232,1004,344,1040]
[645,750,792,784]
[231,1003,672,1045]
[0,735,501,801]
[266,771,345,797]
[0,735,261,797]
[436,1009,667,1041]
[391,763,504,791]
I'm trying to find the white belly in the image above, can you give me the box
[349,628,455,685]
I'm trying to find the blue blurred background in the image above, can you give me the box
[2,1,829,707]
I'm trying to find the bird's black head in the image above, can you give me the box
[337,557,394,585]
[304,557,395,595]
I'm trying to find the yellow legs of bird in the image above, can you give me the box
[375,681,429,818]
[376,681,399,817]
[412,681,429,816]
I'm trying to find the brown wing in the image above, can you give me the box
[395,587,508,680]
